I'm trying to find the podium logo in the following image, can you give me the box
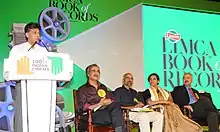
[17,56,33,75]
[48,56,63,75]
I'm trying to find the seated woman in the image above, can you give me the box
[142,73,202,132]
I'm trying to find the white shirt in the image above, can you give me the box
[9,42,48,57]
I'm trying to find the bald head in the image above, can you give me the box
[123,73,133,88]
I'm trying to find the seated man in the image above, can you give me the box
[77,64,126,132]
[114,73,163,132]
[172,73,219,132]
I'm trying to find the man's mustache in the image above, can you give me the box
[184,80,189,83]
[94,74,99,77]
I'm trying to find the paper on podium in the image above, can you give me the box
[131,105,154,112]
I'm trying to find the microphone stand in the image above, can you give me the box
[28,41,37,51]
[41,42,50,52]
[39,39,50,52]
[28,40,50,52]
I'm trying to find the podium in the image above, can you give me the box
[3,52,73,132]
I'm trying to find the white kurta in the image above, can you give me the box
[9,42,48,132]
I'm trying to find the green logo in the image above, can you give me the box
[48,56,63,75]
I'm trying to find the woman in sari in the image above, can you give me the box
[143,73,202,132]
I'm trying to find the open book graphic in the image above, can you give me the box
[131,105,154,112]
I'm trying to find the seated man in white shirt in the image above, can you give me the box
[114,73,164,132]
[9,22,48,132]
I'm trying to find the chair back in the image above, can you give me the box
[137,91,146,105]
[199,92,214,104]
[73,90,79,132]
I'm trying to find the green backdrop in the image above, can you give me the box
[143,5,220,108]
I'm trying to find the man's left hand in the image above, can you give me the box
[135,102,144,108]
[102,98,112,105]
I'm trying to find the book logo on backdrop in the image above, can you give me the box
[49,0,99,22]
[163,29,220,89]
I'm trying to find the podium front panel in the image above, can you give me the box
[4,52,73,81]
[21,80,56,132]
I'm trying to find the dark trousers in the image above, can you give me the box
[79,102,126,132]
[191,99,219,132]
[92,102,126,131]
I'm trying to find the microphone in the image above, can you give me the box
[28,41,38,51]
[38,39,50,52]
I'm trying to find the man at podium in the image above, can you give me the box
[9,22,48,57]
[9,22,48,132]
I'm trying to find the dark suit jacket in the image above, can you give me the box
[171,85,199,110]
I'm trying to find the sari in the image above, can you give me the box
[148,86,203,132]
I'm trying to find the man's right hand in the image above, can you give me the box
[159,100,171,105]
[135,102,144,108]
[99,97,112,106]
[184,105,193,112]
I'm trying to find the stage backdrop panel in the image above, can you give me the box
[58,5,144,91]
[143,5,220,108]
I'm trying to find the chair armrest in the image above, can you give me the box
[121,107,130,121]
[87,109,92,123]
[87,109,93,132]
[183,107,192,119]
[121,107,134,132]
[149,105,164,113]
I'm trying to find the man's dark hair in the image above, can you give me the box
[85,64,99,79]
[24,22,40,33]
[147,73,160,85]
